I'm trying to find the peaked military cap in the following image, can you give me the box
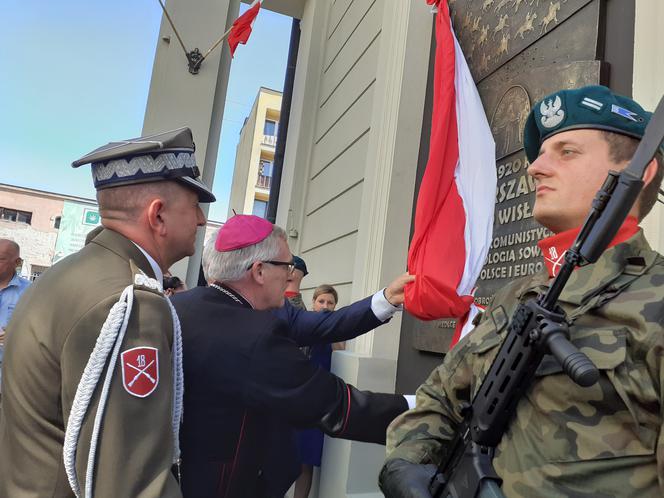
[72,127,216,203]
[523,85,656,163]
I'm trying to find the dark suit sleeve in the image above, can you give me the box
[273,297,386,347]
[244,321,408,444]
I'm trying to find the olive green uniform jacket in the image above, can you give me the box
[0,228,181,498]
[385,231,664,497]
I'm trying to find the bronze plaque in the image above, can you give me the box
[449,0,596,81]
[411,0,606,354]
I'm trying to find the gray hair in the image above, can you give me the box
[203,225,287,283]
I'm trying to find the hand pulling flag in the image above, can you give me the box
[228,0,262,57]
[405,0,496,347]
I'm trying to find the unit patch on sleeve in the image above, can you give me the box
[121,346,159,397]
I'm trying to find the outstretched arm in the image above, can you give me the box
[275,273,415,346]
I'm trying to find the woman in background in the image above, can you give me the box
[293,284,343,498]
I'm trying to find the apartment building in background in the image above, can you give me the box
[227,87,282,218]
[0,184,99,280]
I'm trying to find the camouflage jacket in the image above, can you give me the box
[287,292,307,311]
[286,293,311,357]
[385,230,664,497]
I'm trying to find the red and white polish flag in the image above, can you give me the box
[405,0,496,348]
[227,0,262,57]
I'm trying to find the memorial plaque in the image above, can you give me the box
[411,0,607,354]
[448,0,596,81]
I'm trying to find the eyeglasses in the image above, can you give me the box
[247,260,296,274]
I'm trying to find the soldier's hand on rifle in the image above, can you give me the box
[379,458,436,498]
[384,273,416,307]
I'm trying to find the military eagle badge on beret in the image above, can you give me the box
[540,95,565,129]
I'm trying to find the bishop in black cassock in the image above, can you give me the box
[172,215,412,498]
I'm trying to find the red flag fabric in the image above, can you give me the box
[406,0,496,347]
[227,0,261,57]
[538,216,639,278]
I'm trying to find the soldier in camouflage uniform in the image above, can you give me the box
[285,256,309,311]
[380,86,664,497]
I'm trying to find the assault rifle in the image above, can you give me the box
[430,94,664,498]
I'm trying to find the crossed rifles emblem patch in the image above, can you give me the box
[121,347,159,397]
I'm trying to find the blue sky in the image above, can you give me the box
[0,0,291,222]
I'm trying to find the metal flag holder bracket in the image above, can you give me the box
[156,0,233,74]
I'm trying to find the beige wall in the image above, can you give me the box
[228,101,259,215]
[287,0,385,305]
[253,0,304,18]
[0,220,58,274]
[203,221,223,247]
[0,187,63,233]
[279,0,431,350]
[144,0,240,287]
[276,1,432,496]
[633,0,664,253]
[227,88,282,217]
[0,186,64,271]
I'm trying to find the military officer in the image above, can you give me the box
[0,128,215,497]
[380,85,664,497]
[172,214,412,498]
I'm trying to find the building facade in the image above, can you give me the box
[227,87,282,218]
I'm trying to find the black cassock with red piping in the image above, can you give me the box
[172,284,408,498]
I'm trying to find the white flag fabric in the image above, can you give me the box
[406,0,496,347]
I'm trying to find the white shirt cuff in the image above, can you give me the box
[371,289,401,322]
[403,395,416,410]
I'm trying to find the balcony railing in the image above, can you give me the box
[262,134,277,147]
[256,174,272,190]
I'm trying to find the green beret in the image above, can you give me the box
[523,85,653,163]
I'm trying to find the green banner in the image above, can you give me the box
[52,201,101,263]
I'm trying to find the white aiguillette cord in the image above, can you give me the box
[63,274,183,498]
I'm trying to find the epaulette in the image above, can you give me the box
[129,260,164,295]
